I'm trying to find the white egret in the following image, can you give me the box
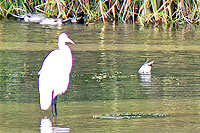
[38,32,74,116]
[138,59,154,74]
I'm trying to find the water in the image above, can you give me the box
[0,20,200,132]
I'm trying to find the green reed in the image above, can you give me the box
[1,0,200,25]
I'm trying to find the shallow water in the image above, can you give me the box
[0,20,200,132]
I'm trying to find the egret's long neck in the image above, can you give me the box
[58,41,72,56]
[58,40,67,50]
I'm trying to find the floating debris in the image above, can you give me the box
[93,112,168,119]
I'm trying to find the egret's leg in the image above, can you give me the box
[52,96,55,116]
[52,96,58,116]
[54,96,58,116]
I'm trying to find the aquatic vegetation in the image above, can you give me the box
[92,71,135,82]
[162,76,181,86]
[93,112,168,119]
[1,0,200,25]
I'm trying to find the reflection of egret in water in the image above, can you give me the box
[40,117,70,133]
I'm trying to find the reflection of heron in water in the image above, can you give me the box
[138,59,154,87]
[40,117,70,133]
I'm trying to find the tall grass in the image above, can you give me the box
[1,0,200,25]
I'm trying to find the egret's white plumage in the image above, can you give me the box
[138,59,154,74]
[38,32,74,112]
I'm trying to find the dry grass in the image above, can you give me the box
[1,0,200,25]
